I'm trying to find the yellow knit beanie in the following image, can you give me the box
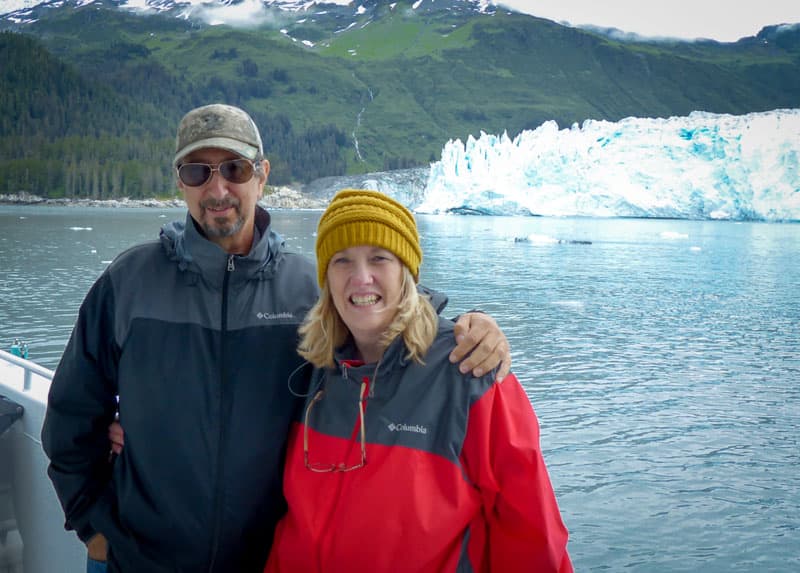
[316,189,422,287]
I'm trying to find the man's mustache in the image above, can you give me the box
[201,198,240,210]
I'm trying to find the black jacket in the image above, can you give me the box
[42,206,319,572]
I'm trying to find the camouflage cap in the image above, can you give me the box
[173,104,264,166]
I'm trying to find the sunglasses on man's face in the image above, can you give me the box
[177,159,256,187]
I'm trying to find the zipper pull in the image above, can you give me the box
[227,254,235,272]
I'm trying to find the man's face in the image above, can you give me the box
[177,147,269,254]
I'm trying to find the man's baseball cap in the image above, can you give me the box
[173,104,264,166]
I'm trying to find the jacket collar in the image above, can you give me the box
[333,333,409,382]
[159,205,283,288]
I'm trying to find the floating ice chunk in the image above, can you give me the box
[525,233,559,244]
[551,300,586,310]
[659,231,688,240]
[514,234,592,245]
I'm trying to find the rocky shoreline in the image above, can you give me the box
[0,186,327,210]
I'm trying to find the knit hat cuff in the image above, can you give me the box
[317,222,420,286]
[315,190,422,287]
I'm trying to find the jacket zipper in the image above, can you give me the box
[208,254,235,571]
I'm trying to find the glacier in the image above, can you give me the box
[415,109,800,221]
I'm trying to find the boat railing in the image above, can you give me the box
[0,348,54,392]
[1,349,86,572]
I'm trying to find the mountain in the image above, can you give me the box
[1,0,799,199]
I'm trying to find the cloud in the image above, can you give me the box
[493,0,800,42]
[187,0,280,28]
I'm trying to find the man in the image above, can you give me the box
[41,104,511,573]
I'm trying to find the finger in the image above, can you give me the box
[466,332,511,378]
[110,421,124,436]
[453,314,470,339]
[495,355,511,383]
[111,443,122,455]
[492,339,511,382]
[449,316,470,362]
[449,330,481,365]
[464,342,504,378]
[458,333,503,376]
[108,424,125,447]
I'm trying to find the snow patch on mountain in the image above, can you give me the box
[1,0,489,21]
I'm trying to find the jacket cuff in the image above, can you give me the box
[75,521,98,544]
[72,484,115,543]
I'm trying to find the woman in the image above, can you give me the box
[266,189,572,572]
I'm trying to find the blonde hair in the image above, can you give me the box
[298,266,438,369]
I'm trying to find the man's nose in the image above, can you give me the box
[205,170,229,198]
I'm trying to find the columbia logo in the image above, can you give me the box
[387,422,428,435]
[256,311,294,320]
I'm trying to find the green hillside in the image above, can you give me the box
[1,1,798,199]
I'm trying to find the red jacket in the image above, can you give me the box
[266,319,572,572]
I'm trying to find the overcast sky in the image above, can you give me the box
[495,0,800,42]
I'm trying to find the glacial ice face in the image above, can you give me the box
[417,109,800,221]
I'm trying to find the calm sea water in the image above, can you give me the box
[1,205,799,571]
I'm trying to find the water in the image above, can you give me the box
[1,205,799,571]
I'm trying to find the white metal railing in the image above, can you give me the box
[1,349,86,572]
[0,349,54,391]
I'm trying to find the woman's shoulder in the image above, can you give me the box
[421,317,497,390]
[434,315,456,336]
[425,316,456,357]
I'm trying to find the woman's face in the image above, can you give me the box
[326,245,404,346]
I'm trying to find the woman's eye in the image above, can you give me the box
[373,251,396,262]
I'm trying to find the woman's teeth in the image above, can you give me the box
[350,294,379,306]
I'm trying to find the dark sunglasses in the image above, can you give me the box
[177,158,256,187]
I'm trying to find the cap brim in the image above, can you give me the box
[173,137,259,166]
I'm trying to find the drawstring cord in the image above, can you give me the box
[287,361,315,398]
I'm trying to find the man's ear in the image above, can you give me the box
[256,159,270,198]
[261,159,271,184]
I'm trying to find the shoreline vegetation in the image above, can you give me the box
[0,186,327,210]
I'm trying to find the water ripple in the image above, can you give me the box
[2,209,799,571]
